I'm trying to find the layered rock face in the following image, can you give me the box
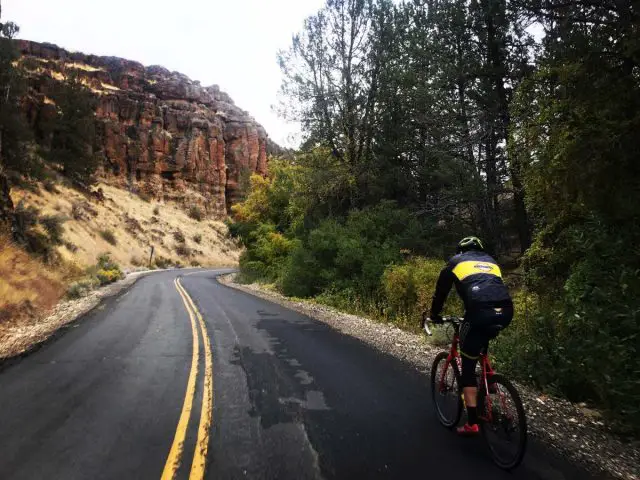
[18,40,270,215]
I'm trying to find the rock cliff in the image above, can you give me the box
[17,40,270,215]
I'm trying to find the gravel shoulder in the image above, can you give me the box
[219,274,640,480]
[0,270,156,361]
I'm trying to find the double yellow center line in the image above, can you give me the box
[162,278,214,480]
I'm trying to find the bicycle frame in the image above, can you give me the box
[438,323,502,424]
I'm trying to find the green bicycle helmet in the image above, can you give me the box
[456,236,485,253]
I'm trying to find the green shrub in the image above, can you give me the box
[97,253,120,271]
[14,201,40,232]
[153,205,160,215]
[67,278,98,298]
[382,256,463,328]
[188,205,204,221]
[86,253,124,286]
[99,229,117,245]
[96,268,122,285]
[238,223,296,285]
[41,214,66,245]
[193,233,202,244]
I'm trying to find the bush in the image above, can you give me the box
[154,256,172,269]
[97,252,120,271]
[64,241,78,253]
[188,205,204,221]
[125,215,143,235]
[14,201,40,232]
[381,257,464,329]
[24,231,57,264]
[153,205,160,215]
[238,223,296,285]
[175,244,191,257]
[99,229,117,245]
[96,268,123,286]
[67,278,98,298]
[173,230,185,243]
[41,214,66,245]
[193,233,202,244]
[71,200,98,221]
[92,253,123,285]
[138,191,152,202]
[43,179,58,193]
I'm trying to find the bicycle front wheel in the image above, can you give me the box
[478,374,527,470]
[430,351,462,428]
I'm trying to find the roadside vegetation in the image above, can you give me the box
[230,0,640,435]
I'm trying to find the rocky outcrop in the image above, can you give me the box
[17,40,271,215]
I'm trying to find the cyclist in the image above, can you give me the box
[424,236,513,435]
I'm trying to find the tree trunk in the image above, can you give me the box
[0,168,13,234]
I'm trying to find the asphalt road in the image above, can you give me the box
[0,270,607,480]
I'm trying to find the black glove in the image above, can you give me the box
[431,314,444,325]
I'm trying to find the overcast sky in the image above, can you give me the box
[4,0,325,147]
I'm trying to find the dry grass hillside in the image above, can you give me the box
[1,180,240,358]
[0,235,67,354]
[0,235,65,322]
[11,182,241,270]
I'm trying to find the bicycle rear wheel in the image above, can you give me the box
[478,373,527,470]
[430,352,462,428]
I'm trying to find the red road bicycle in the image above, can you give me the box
[424,316,527,470]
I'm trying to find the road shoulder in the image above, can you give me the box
[218,273,640,480]
[0,270,156,364]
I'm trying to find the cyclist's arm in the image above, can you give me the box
[430,263,455,318]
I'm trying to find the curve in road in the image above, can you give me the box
[0,269,609,480]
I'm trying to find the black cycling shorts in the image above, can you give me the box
[459,305,513,387]
[459,305,513,358]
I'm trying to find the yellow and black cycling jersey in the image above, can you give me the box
[430,250,512,318]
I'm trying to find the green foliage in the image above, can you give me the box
[382,257,463,322]
[99,229,117,246]
[95,268,122,286]
[96,253,119,271]
[40,214,66,245]
[188,205,204,221]
[67,278,98,299]
[0,21,38,180]
[81,253,124,287]
[43,75,97,185]
[248,0,640,433]
[11,201,67,262]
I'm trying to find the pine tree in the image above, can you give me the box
[45,74,97,186]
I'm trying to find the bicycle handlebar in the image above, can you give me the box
[421,315,463,336]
